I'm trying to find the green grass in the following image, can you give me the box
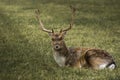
[0,0,120,80]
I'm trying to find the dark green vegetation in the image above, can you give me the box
[0,0,120,80]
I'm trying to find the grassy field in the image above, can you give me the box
[0,0,120,80]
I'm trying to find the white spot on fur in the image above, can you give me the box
[99,64,107,69]
[53,52,66,67]
[79,65,82,68]
[108,64,115,70]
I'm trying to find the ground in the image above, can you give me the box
[0,0,120,80]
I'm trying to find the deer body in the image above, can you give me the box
[53,45,116,69]
[35,6,116,70]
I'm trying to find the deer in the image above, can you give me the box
[35,6,116,70]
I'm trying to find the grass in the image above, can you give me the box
[0,0,120,80]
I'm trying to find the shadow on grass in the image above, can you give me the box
[0,5,56,79]
[0,7,43,79]
[0,7,26,71]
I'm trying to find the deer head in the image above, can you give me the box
[35,6,76,51]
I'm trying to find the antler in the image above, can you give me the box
[62,5,76,32]
[35,9,53,33]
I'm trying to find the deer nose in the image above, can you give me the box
[55,45,59,49]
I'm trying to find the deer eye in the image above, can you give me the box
[52,38,55,41]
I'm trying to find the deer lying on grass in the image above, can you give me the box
[35,7,116,70]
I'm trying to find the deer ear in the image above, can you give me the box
[60,31,66,38]
[48,32,53,36]
[60,29,63,33]
[62,31,67,35]
[48,29,54,36]
[60,29,66,35]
